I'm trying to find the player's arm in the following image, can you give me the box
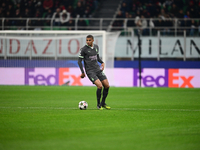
[78,58,85,78]
[78,49,86,78]
[96,45,105,71]
[97,54,105,71]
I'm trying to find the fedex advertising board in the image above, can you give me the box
[133,69,200,88]
[0,68,200,88]
[24,68,92,86]
[24,68,133,87]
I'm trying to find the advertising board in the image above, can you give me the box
[0,68,199,88]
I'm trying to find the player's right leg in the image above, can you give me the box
[94,79,103,110]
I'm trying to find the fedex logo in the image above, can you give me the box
[25,68,82,86]
[133,69,198,88]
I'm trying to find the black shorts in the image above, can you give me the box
[86,70,107,84]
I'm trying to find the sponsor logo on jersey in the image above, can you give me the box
[89,55,97,61]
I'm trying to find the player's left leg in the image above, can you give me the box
[101,79,111,109]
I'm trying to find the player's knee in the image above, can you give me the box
[103,83,109,89]
[98,84,103,89]
[105,85,110,89]
[96,82,103,89]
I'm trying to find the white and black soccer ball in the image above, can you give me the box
[78,101,88,110]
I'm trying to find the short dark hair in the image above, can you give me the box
[86,35,94,39]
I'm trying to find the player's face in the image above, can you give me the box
[86,38,94,47]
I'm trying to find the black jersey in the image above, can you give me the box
[78,44,104,73]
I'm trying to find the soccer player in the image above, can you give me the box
[78,35,111,110]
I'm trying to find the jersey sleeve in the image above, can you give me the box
[78,48,85,73]
[79,48,85,59]
[96,45,104,64]
[96,45,100,55]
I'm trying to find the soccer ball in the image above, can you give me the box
[78,101,88,110]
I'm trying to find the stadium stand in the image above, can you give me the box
[0,0,199,36]
[112,0,200,35]
[0,0,101,30]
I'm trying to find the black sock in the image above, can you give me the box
[101,88,109,105]
[96,88,102,105]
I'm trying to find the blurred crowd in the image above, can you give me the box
[0,0,100,30]
[0,0,200,36]
[113,0,200,36]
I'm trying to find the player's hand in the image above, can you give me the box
[80,73,85,78]
[101,63,105,71]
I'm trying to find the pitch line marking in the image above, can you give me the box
[0,107,200,112]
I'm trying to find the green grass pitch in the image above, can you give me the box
[0,86,200,150]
